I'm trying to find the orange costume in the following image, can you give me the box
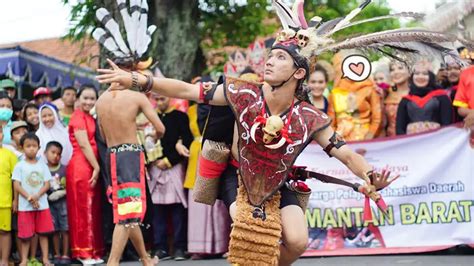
[453,66,474,109]
[328,78,382,141]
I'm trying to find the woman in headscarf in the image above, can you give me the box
[36,103,73,165]
[396,62,453,135]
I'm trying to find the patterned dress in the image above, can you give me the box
[384,88,405,137]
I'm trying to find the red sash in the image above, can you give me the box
[403,89,448,108]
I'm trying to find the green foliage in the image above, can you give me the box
[199,0,277,49]
[63,0,399,46]
[62,0,99,41]
[62,0,401,72]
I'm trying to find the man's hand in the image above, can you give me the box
[96,59,137,90]
[358,184,380,202]
[367,169,399,191]
[155,160,168,170]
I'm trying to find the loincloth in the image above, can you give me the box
[107,143,147,226]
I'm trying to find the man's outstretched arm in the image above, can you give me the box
[96,59,227,106]
[313,126,372,184]
[314,125,399,190]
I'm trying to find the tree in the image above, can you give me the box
[63,0,202,81]
[62,0,400,79]
[148,0,202,80]
[199,0,278,49]
[304,0,399,38]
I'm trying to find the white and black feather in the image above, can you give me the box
[96,7,130,55]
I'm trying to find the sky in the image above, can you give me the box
[0,0,441,45]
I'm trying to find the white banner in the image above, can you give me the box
[296,125,474,255]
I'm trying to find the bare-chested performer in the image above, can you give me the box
[96,88,164,266]
[90,2,166,264]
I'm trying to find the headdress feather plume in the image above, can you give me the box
[95,7,130,55]
[92,0,157,66]
[271,0,467,66]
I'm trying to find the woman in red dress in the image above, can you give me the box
[66,86,104,264]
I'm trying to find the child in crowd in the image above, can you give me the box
[8,121,28,159]
[12,133,54,266]
[7,121,28,264]
[0,123,18,266]
[22,104,39,132]
[44,141,70,264]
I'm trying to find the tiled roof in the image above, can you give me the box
[0,37,100,69]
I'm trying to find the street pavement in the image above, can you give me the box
[117,254,473,266]
[66,246,473,265]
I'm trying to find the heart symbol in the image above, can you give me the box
[349,63,364,76]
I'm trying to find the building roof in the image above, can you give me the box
[0,37,99,69]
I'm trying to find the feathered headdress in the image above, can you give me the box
[92,0,157,70]
[271,0,468,67]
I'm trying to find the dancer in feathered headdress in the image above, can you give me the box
[96,1,467,265]
[92,1,161,266]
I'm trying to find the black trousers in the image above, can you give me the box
[152,203,187,252]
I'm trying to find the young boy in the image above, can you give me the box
[0,123,18,266]
[7,121,28,159]
[58,86,77,126]
[7,122,27,264]
[12,133,54,266]
[44,141,70,264]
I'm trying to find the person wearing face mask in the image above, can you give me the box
[372,69,391,98]
[0,79,27,121]
[0,91,14,145]
[308,64,330,114]
[36,104,73,166]
[384,61,411,137]
[396,62,453,135]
